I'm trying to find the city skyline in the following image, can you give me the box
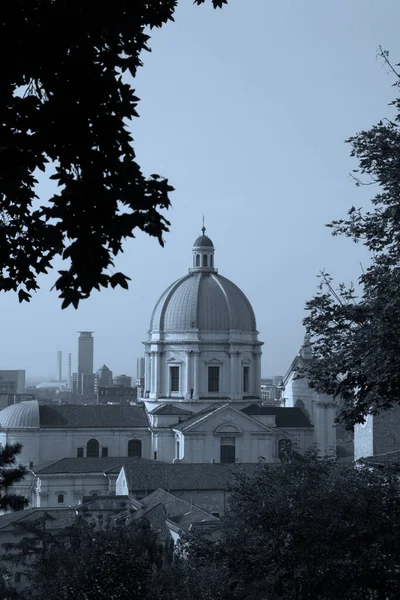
[1,1,399,378]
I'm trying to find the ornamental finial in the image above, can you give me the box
[202,215,206,235]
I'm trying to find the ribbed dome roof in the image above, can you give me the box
[193,234,214,248]
[0,401,40,429]
[150,272,257,332]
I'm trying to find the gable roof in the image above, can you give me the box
[38,404,149,428]
[359,450,400,470]
[0,508,77,532]
[172,402,275,433]
[283,354,309,385]
[139,488,219,532]
[123,462,260,492]
[34,456,154,475]
[151,404,193,416]
[242,404,313,428]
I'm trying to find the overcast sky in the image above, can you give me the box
[1,0,400,382]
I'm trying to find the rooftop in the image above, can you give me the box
[35,456,156,475]
[123,462,260,492]
[242,404,313,428]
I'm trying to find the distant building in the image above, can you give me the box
[94,365,113,393]
[97,386,137,405]
[113,374,132,388]
[0,393,35,411]
[0,370,25,394]
[136,358,145,399]
[77,332,95,396]
[260,376,284,404]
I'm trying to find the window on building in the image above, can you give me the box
[128,439,142,458]
[170,366,180,392]
[176,440,180,459]
[203,254,208,267]
[243,366,250,393]
[210,254,213,267]
[77,447,84,458]
[196,254,200,266]
[86,438,100,458]
[278,438,292,460]
[220,437,235,464]
[211,512,220,518]
[208,366,219,392]
[101,447,109,457]
[57,494,64,504]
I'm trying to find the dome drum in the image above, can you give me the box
[144,228,262,402]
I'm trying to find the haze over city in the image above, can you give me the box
[1,0,399,381]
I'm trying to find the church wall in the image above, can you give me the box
[0,430,40,465]
[34,474,113,508]
[354,407,400,461]
[354,417,374,461]
[153,430,176,462]
[3,428,152,467]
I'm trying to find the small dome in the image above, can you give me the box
[0,401,40,429]
[150,272,257,332]
[193,234,214,248]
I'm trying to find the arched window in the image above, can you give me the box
[210,254,213,267]
[220,437,235,463]
[196,254,200,266]
[128,439,142,458]
[86,439,99,458]
[202,254,208,267]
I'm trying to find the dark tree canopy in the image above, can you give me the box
[184,449,400,600]
[0,0,226,309]
[304,49,400,428]
[0,443,28,512]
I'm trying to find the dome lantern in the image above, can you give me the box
[191,220,216,272]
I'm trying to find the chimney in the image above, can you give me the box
[57,350,62,381]
[68,353,72,389]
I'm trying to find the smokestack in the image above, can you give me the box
[57,350,62,381]
[68,353,72,389]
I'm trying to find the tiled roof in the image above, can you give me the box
[151,404,193,416]
[80,496,132,511]
[123,462,260,492]
[140,488,219,532]
[242,404,313,428]
[35,456,154,475]
[38,404,149,428]
[170,404,220,430]
[0,509,76,532]
[360,451,400,468]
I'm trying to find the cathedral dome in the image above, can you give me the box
[0,401,40,429]
[193,234,214,248]
[150,228,257,333]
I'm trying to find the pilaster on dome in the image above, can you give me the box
[191,222,216,272]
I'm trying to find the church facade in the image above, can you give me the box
[0,228,338,507]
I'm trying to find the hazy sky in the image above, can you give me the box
[1,0,400,382]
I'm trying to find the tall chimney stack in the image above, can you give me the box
[68,353,72,389]
[57,350,62,381]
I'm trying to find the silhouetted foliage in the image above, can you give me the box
[304,49,400,428]
[184,448,400,599]
[10,511,169,600]
[0,443,28,512]
[0,0,226,309]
